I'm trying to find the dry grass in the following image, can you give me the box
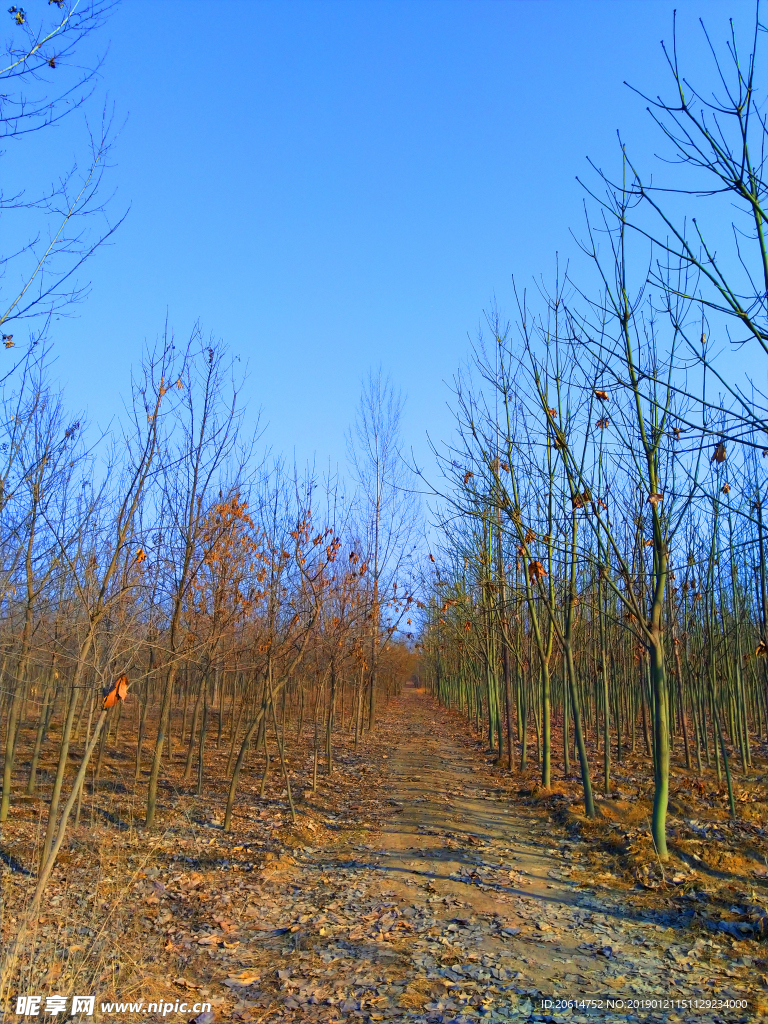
[0,699,392,1022]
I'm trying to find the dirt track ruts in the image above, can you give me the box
[328,686,758,1023]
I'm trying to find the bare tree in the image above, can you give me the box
[145,335,252,829]
[0,0,122,378]
[347,369,420,730]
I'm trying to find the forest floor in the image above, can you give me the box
[1,687,766,1024]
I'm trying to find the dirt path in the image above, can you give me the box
[6,688,761,1024]
[137,688,757,1024]
[350,687,756,1022]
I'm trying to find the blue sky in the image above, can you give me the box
[15,0,747,485]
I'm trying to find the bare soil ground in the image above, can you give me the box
[1,686,766,1024]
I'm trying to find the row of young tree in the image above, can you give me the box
[0,337,418,907]
[418,8,768,860]
[0,1,421,914]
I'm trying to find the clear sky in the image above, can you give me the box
[17,0,746,485]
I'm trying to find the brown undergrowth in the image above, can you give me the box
[0,700,395,1021]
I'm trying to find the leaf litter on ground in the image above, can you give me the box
[1,688,765,1023]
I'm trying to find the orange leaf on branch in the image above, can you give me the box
[528,560,547,583]
[103,675,130,709]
